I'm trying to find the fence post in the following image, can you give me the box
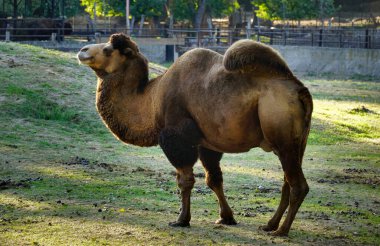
[5,24,11,42]
[365,29,369,49]
[86,24,91,41]
[319,29,323,47]
[228,30,232,45]
[311,32,314,46]
[95,32,101,43]
[197,30,201,47]
[270,29,273,45]
[5,31,10,42]
[339,31,343,48]
[51,33,57,42]
[283,30,287,46]
[257,29,260,42]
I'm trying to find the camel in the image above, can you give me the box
[77,33,313,236]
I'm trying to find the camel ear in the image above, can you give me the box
[124,48,134,56]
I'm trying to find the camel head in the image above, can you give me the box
[77,33,139,73]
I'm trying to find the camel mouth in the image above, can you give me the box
[77,52,93,64]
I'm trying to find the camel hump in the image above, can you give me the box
[223,40,292,76]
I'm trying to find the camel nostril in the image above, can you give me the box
[80,47,89,52]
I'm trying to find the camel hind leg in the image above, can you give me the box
[261,141,308,236]
[258,91,309,236]
[272,148,309,236]
[261,176,290,232]
[199,147,237,225]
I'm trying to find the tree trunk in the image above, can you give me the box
[131,16,135,32]
[194,0,206,29]
[169,14,173,29]
[12,0,19,32]
[24,0,32,17]
[138,15,145,36]
[51,0,56,18]
[152,16,160,29]
[61,0,65,17]
[320,0,324,28]
[13,0,18,19]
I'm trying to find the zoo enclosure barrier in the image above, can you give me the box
[1,19,379,49]
[0,18,71,41]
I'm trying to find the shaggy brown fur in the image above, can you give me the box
[77,33,313,236]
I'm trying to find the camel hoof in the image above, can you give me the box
[169,221,190,227]
[260,224,278,232]
[215,217,237,225]
[270,229,289,237]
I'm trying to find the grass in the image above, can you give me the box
[0,42,379,245]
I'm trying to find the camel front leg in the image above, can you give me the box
[169,167,195,227]
[158,123,200,227]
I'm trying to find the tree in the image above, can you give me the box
[130,0,166,29]
[170,0,240,28]
[254,0,284,21]
[80,0,125,17]
[80,0,166,30]
[253,0,336,23]
[316,0,336,26]
[0,0,83,18]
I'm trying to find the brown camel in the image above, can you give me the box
[77,33,313,236]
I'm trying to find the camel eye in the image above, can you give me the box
[103,47,113,56]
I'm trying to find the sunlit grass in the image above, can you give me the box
[0,193,53,211]
[23,165,98,182]
[310,99,380,144]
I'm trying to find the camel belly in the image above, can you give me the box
[200,138,258,153]
[197,114,264,153]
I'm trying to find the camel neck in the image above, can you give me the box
[95,73,159,147]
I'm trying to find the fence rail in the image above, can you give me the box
[1,25,379,49]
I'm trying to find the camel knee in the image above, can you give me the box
[177,171,195,192]
[290,181,309,203]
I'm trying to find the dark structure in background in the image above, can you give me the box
[335,0,380,15]
[334,0,380,27]
[0,0,78,41]
[0,18,72,41]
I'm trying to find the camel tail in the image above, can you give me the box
[298,86,313,163]
[223,40,293,76]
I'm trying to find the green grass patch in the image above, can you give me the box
[6,84,78,121]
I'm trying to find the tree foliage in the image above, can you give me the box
[0,0,339,26]
[171,0,239,27]
[131,0,166,18]
[0,0,84,18]
[80,0,125,17]
[80,0,166,18]
[253,0,337,21]
[171,0,239,20]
